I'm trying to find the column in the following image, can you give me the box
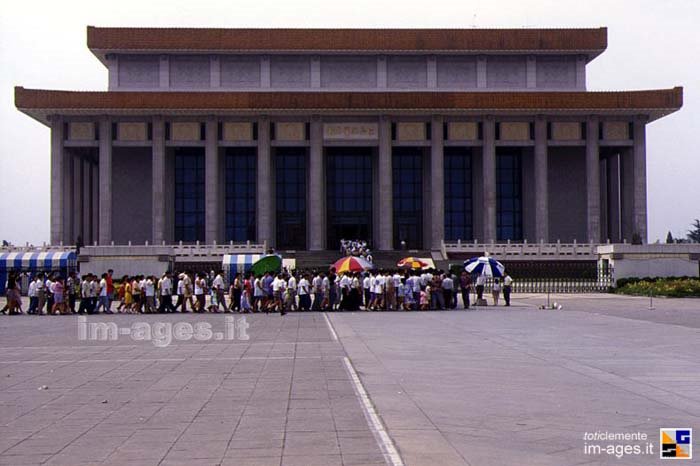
[427,56,437,89]
[586,116,601,243]
[526,55,537,89]
[63,144,73,244]
[261,56,271,88]
[311,56,321,88]
[256,117,273,247]
[82,158,91,244]
[633,116,648,243]
[430,115,445,250]
[377,56,387,89]
[308,117,325,250]
[377,116,393,250]
[152,117,166,244]
[50,117,64,245]
[534,116,548,242]
[98,118,112,245]
[210,56,221,89]
[476,56,487,88]
[91,160,99,245]
[205,117,220,244]
[72,152,82,243]
[159,56,169,88]
[482,117,497,242]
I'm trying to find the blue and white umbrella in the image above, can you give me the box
[464,256,505,277]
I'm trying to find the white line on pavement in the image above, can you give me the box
[343,356,404,466]
[323,312,338,341]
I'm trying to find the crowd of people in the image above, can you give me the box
[340,239,372,262]
[1,268,514,316]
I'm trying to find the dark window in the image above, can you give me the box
[276,148,306,249]
[225,147,256,242]
[444,147,473,241]
[496,149,523,241]
[393,147,423,249]
[326,147,373,249]
[174,148,205,242]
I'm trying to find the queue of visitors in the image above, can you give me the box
[1,268,513,316]
[340,239,372,262]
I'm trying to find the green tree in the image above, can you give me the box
[666,231,674,243]
[688,219,700,243]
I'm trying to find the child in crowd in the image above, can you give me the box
[420,286,430,311]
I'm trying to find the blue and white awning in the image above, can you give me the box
[464,256,505,277]
[0,251,77,270]
[222,254,263,273]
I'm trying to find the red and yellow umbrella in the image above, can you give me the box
[397,257,429,269]
[332,256,374,273]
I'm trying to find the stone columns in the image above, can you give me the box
[72,152,82,243]
[50,117,64,245]
[586,116,601,243]
[256,117,273,247]
[430,115,445,250]
[633,116,648,243]
[98,118,112,245]
[308,117,325,250]
[482,117,497,242]
[205,117,220,244]
[377,116,393,250]
[534,116,548,242]
[152,117,166,244]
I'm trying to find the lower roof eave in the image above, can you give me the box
[17,107,679,127]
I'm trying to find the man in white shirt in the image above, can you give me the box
[144,276,156,313]
[476,273,487,302]
[287,274,298,311]
[442,274,455,309]
[503,272,513,307]
[211,271,226,312]
[95,273,112,314]
[27,277,38,314]
[338,274,351,310]
[158,272,176,313]
[311,273,323,311]
[362,274,371,310]
[297,274,310,311]
[253,276,264,312]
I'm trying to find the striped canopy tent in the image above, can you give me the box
[0,251,77,294]
[222,254,264,277]
[0,251,77,272]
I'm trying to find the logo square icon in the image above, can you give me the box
[660,428,692,459]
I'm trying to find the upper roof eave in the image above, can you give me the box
[86,26,608,65]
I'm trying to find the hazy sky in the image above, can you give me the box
[1,0,698,245]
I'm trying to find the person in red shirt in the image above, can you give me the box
[106,269,114,312]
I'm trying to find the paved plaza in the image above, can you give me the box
[0,294,699,465]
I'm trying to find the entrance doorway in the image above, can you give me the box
[325,147,373,250]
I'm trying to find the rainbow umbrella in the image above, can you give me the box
[397,257,429,269]
[332,256,374,273]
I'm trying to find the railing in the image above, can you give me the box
[477,266,614,294]
[0,243,75,253]
[172,241,266,257]
[443,240,600,259]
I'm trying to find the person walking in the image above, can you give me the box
[287,273,298,311]
[158,272,176,313]
[212,271,227,312]
[503,272,513,307]
[94,273,112,314]
[492,278,502,306]
[475,273,486,303]
[442,273,454,310]
[460,272,472,309]
[298,273,311,311]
